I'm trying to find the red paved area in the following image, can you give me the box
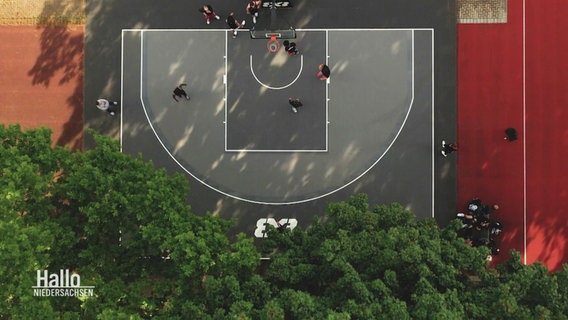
[524,0,568,270]
[458,0,568,270]
[0,26,84,150]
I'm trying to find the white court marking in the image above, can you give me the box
[227,30,325,153]
[122,28,433,206]
[249,54,304,90]
[522,0,527,265]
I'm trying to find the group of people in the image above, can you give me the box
[98,2,332,116]
[442,128,518,157]
[286,63,330,113]
[199,2,261,38]
[457,198,503,260]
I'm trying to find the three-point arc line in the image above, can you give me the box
[249,54,304,90]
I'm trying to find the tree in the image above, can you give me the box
[0,125,66,318]
[2,125,567,319]
[0,125,262,318]
[261,194,568,319]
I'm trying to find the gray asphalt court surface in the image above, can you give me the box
[86,0,457,236]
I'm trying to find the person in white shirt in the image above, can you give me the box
[96,99,119,116]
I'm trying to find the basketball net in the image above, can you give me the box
[267,35,280,53]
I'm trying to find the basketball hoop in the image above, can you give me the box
[267,35,280,53]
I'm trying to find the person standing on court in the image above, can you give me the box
[288,97,303,113]
[317,64,331,80]
[96,99,119,116]
[246,0,262,24]
[441,140,458,157]
[172,83,190,102]
[227,12,245,38]
[283,40,299,55]
[199,5,220,25]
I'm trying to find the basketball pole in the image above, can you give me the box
[270,1,277,31]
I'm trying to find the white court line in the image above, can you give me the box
[296,28,434,32]
[325,29,329,151]
[428,29,435,218]
[121,28,434,32]
[130,29,429,206]
[136,31,264,204]
[248,54,304,90]
[522,0,527,265]
[432,30,436,218]
[120,30,124,151]
[226,148,328,153]
[224,30,228,151]
[228,31,322,152]
[124,29,230,32]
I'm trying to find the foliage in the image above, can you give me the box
[1,125,567,319]
[0,125,260,319]
[260,194,568,319]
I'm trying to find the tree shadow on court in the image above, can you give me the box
[27,0,85,150]
[526,209,568,272]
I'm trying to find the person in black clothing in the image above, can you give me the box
[227,12,245,38]
[490,221,503,236]
[172,83,190,102]
[288,97,303,113]
[481,203,500,216]
[283,40,299,55]
[317,64,331,80]
[96,99,120,116]
[473,216,491,230]
[472,238,500,257]
[457,212,475,230]
[441,140,458,157]
[276,219,289,232]
[467,198,483,214]
[472,237,490,247]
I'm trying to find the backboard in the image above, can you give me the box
[249,28,296,39]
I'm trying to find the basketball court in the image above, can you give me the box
[82,0,456,237]
[121,27,434,209]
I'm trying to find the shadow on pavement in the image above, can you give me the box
[27,0,84,150]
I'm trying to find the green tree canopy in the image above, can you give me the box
[1,125,567,319]
[260,194,568,319]
[0,125,260,319]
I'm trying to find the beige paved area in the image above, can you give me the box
[0,0,85,149]
[0,0,85,25]
[457,0,508,23]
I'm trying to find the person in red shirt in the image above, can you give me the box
[246,0,262,24]
[199,5,220,25]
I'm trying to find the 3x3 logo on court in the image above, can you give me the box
[261,1,293,8]
[254,218,298,238]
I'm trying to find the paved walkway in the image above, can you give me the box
[0,0,85,25]
[0,0,85,149]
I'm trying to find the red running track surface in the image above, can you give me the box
[524,0,568,270]
[0,26,84,150]
[458,0,568,270]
